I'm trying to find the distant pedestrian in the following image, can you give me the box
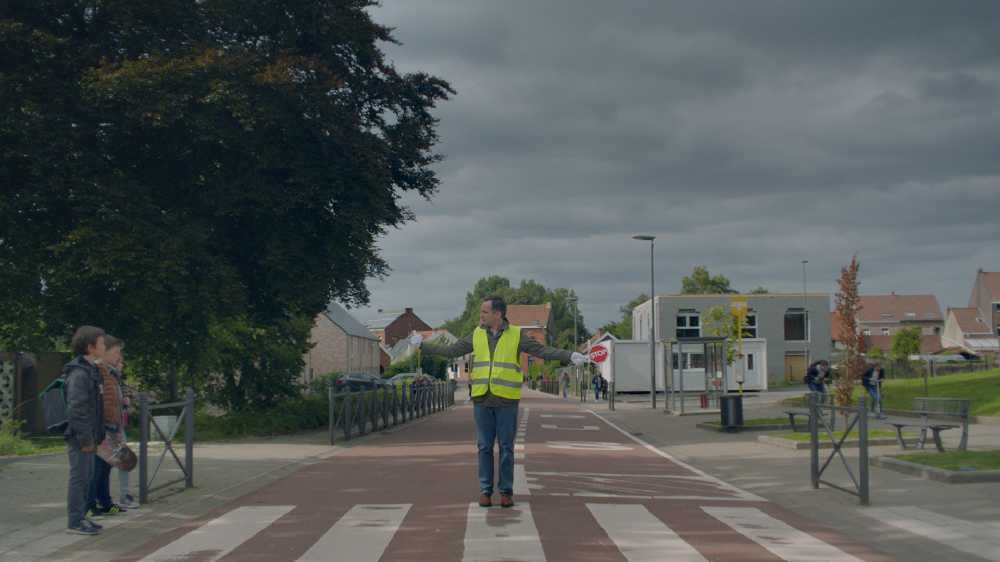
[600,377,608,400]
[413,296,586,508]
[862,362,885,418]
[804,360,830,394]
[591,373,601,401]
[64,326,107,536]
[560,371,569,398]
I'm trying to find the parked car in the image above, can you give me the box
[387,372,419,386]
[334,373,391,392]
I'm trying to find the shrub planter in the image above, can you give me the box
[871,456,1000,483]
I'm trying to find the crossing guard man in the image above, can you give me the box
[411,296,588,508]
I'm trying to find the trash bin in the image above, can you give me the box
[719,394,744,432]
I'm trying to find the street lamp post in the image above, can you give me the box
[802,260,809,370]
[634,235,656,409]
[569,296,578,400]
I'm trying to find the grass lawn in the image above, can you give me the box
[895,450,1000,471]
[780,369,1000,416]
[0,433,65,457]
[775,429,910,442]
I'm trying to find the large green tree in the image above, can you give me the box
[0,1,451,408]
[681,266,736,294]
[600,294,648,340]
[440,276,589,350]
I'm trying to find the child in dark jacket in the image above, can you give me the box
[862,363,885,417]
[64,326,107,535]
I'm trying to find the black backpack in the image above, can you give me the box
[39,367,71,434]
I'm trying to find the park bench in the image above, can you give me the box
[785,393,836,432]
[878,397,970,452]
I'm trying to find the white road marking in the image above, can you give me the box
[861,506,1000,561]
[588,410,764,501]
[296,504,411,562]
[704,507,862,561]
[463,502,546,562]
[540,414,585,419]
[588,503,706,562]
[140,505,294,562]
[514,464,531,496]
[541,424,599,431]
[546,441,633,451]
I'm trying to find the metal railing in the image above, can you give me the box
[809,392,870,506]
[328,381,455,445]
[138,388,194,504]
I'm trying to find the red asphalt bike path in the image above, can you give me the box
[116,390,896,562]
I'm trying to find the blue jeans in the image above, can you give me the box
[807,381,826,394]
[88,454,113,511]
[866,385,881,414]
[594,386,600,400]
[473,403,518,496]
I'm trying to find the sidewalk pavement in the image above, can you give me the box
[577,391,1000,562]
[0,412,444,562]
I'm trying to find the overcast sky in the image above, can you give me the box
[353,1,1000,332]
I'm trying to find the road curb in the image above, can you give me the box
[870,456,1000,483]
[696,422,792,432]
[757,434,915,450]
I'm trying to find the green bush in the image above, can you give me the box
[192,394,330,441]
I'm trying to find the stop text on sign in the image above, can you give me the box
[590,345,608,363]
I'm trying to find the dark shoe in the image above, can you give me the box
[499,494,514,508]
[67,520,100,535]
[85,518,103,530]
[478,493,492,507]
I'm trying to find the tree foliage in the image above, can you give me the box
[0,1,451,406]
[833,255,865,406]
[681,266,735,294]
[440,276,589,350]
[600,294,647,340]
[891,327,922,363]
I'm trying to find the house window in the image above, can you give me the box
[746,353,755,371]
[862,329,871,336]
[881,328,891,336]
[996,325,1000,336]
[676,310,701,338]
[994,303,1000,313]
[784,308,808,341]
[742,312,758,338]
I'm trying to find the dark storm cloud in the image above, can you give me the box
[353,1,1000,330]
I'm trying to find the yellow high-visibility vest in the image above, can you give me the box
[470,325,522,400]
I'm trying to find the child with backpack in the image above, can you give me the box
[61,326,107,535]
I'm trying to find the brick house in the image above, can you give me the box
[939,271,1000,357]
[969,270,1000,338]
[365,307,432,348]
[506,303,554,377]
[303,302,381,383]
[836,293,944,355]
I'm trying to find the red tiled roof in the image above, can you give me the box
[507,304,552,330]
[950,308,991,334]
[857,294,942,323]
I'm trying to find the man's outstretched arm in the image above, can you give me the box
[420,335,474,359]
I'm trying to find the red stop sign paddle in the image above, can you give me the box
[590,345,608,363]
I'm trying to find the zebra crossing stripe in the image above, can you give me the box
[138,505,294,562]
[296,504,411,562]
[862,506,1000,561]
[463,502,546,562]
[703,507,862,561]
[587,504,706,562]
